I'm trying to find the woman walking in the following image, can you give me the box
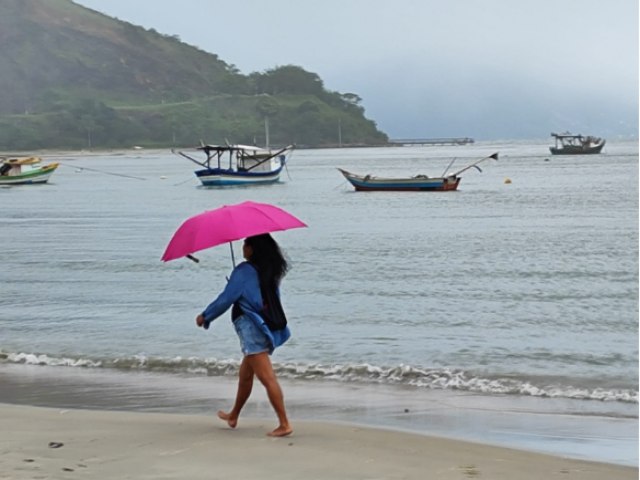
[195,233,292,437]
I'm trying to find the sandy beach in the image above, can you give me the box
[1,403,636,480]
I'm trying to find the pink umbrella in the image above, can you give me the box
[161,200,307,263]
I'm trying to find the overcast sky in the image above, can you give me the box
[75,0,638,139]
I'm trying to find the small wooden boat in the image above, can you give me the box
[0,157,59,185]
[338,153,498,192]
[338,169,461,191]
[549,132,605,155]
[174,144,293,187]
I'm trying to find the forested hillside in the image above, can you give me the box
[0,0,388,149]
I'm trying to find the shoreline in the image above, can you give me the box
[1,402,636,480]
[1,137,637,158]
[0,363,637,469]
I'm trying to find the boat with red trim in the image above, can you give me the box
[338,153,498,192]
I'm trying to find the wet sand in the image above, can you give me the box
[0,362,637,477]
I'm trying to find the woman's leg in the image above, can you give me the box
[217,355,254,428]
[246,352,292,437]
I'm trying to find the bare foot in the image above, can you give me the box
[267,425,293,437]
[217,410,238,429]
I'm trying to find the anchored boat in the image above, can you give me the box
[174,144,293,187]
[338,153,498,192]
[338,169,460,191]
[549,132,605,155]
[0,157,59,185]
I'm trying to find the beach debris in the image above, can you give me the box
[48,441,64,448]
[504,177,512,184]
[62,467,75,472]
[460,465,480,477]
[23,458,35,463]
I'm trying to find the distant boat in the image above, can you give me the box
[173,144,294,187]
[338,153,498,192]
[549,132,605,155]
[0,157,59,185]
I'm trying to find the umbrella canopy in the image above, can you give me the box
[161,200,307,262]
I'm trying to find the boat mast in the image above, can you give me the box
[450,153,498,176]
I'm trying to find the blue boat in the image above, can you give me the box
[174,144,293,187]
[338,153,498,192]
[338,169,461,191]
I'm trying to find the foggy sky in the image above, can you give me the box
[74,0,638,139]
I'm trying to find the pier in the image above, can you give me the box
[389,137,474,146]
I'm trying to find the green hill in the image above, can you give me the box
[0,0,388,149]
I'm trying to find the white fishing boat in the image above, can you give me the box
[174,144,293,187]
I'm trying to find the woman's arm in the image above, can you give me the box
[199,264,250,329]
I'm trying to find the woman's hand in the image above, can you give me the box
[196,314,205,328]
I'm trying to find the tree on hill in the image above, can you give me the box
[253,65,325,96]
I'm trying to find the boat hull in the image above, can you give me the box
[339,169,460,192]
[195,166,282,187]
[549,142,605,155]
[0,163,59,185]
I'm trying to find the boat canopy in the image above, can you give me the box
[1,157,42,165]
[197,144,272,156]
[551,132,584,139]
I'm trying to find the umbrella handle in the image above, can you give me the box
[229,242,236,267]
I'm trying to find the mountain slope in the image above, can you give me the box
[0,0,387,148]
[0,0,241,112]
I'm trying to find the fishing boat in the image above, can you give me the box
[0,157,59,185]
[549,132,605,155]
[174,144,293,187]
[338,153,498,192]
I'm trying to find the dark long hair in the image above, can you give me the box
[245,233,289,287]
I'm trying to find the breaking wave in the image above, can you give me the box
[1,350,637,404]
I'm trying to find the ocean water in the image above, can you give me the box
[0,140,638,463]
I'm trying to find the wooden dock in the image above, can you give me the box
[389,137,474,146]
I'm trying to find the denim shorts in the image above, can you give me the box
[233,314,271,356]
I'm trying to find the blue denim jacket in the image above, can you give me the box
[201,262,290,353]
